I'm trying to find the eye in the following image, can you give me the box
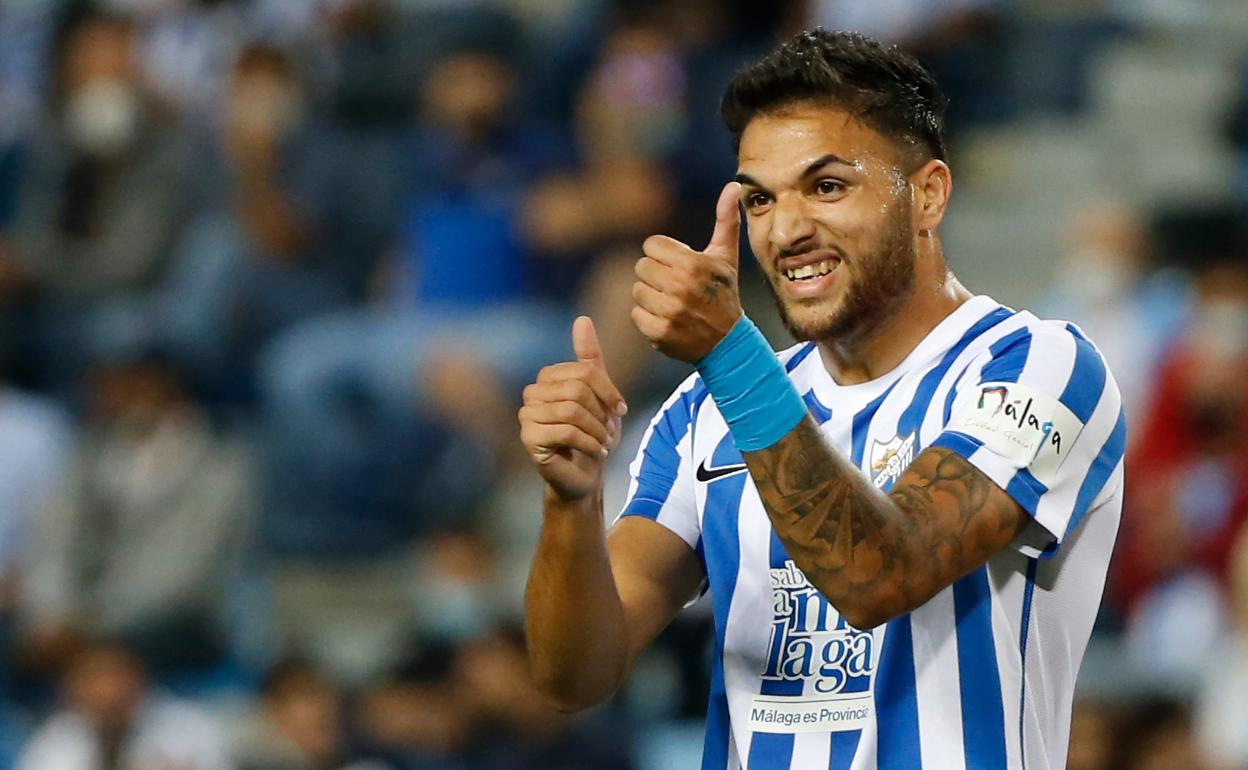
[745,191,773,210]
[814,178,846,196]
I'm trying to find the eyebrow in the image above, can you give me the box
[735,153,857,190]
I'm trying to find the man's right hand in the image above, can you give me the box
[519,316,628,502]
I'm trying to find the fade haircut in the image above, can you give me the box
[721,28,949,166]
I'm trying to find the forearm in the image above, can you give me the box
[525,487,630,711]
[744,419,1016,629]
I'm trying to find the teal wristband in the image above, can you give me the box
[696,316,807,452]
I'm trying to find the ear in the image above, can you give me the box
[910,159,952,235]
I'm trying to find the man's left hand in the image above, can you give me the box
[632,181,744,363]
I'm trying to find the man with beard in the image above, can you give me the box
[519,29,1125,770]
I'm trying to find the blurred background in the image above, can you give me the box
[0,0,1246,768]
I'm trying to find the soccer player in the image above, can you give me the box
[519,28,1125,770]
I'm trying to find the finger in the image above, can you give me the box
[642,234,697,268]
[522,380,608,422]
[519,402,610,446]
[522,421,607,459]
[703,181,742,266]
[572,316,605,369]
[632,280,682,319]
[634,256,686,295]
[536,362,627,416]
[605,412,623,450]
[631,305,669,345]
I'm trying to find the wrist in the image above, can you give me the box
[543,484,602,516]
[696,315,806,452]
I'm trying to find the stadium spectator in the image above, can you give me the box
[162,42,347,401]
[355,640,471,770]
[3,10,197,388]
[15,639,233,770]
[257,32,570,556]
[1037,199,1189,433]
[1113,222,1248,682]
[18,353,254,679]
[406,528,503,643]
[233,657,376,770]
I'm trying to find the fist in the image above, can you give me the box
[519,317,628,502]
[632,182,744,363]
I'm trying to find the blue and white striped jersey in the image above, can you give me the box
[617,295,1126,770]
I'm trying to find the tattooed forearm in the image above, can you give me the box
[742,417,1027,629]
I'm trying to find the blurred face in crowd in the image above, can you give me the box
[423,51,511,140]
[360,681,469,756]
[736,103,929,344]
[65,646,147,733]
[265,670,343,765]
[576,23,687,162]
[88,360,185,430]
[1181,262,1248,445]
[1060,200,1148,302]
[225,48,303,154]
[61,18,142,156]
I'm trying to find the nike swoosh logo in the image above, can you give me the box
[696,459,748,482]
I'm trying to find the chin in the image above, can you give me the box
[775,298,853,343]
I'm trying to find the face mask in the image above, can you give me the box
[408,575,494,642]
[64,80,140,157]
[1191,299,1248,361]
[1059,249,1133,303]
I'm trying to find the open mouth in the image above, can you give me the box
[784,258,839,282]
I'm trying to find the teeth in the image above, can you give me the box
[785,259,837,280]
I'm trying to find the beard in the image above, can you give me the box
[764,199,917,344]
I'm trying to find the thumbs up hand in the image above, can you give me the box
[519,316,627,502]
[632,182,744,363]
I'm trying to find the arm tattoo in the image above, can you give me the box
[743,417,1026,627]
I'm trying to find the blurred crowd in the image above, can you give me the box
[0,0,1246,769]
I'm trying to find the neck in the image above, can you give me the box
[817,254,972,385]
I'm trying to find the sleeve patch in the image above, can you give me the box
[947,381,1086,487]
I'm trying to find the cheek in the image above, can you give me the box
[826,198,899,251]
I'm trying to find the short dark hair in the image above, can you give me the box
[721,28,948,164]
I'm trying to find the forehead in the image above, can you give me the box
[736,103,903,183]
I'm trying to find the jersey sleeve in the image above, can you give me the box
[614,374,705,551]
[932,324,1127,557]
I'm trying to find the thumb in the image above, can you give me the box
[703,181,742,264]
[572,315,605,368]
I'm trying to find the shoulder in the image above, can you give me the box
[970,310,1114,383]
[950,311,1123,448]
[949,310,1121,434]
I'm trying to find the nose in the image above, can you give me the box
[769,192,816,252]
